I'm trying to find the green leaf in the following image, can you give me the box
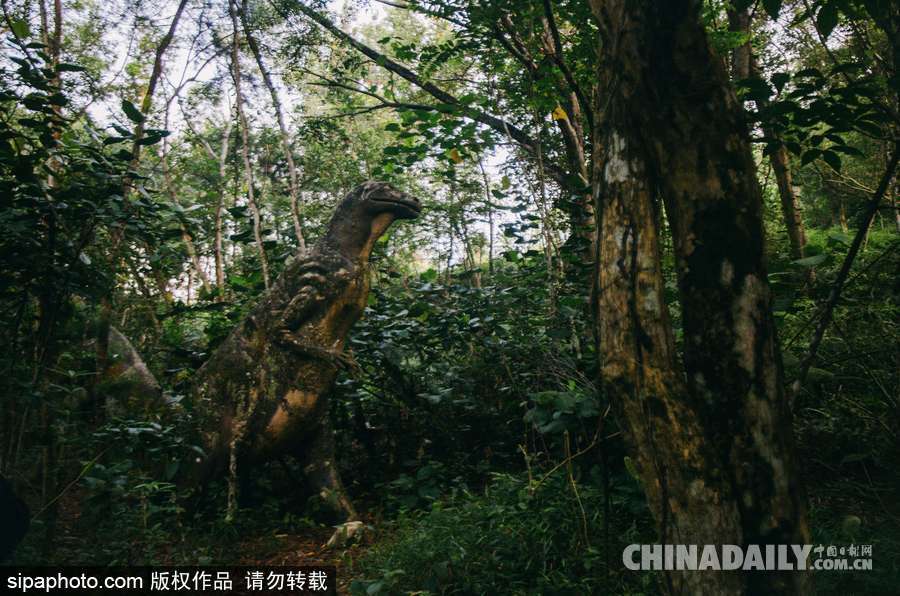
[794,68,823,79]
[801,149,822,166]
[10,19,30,39]
[56,63,87,72]
[771,72,790,93]
[862,0,889,20]
[762,0,783,19]
[853,120,883,137]
[738,76,773,102]
[830,145,863,157]
[816,2,839,38]
[121,99,145,124]
[822,150,842,172]
[808,366,834,381]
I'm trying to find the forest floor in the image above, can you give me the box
[231,529,358,594]
[31,486,373,594]
[14,470,900,595]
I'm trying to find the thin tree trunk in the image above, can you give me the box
[126,0,189,171]
[98,0,188,371]
[495,13,595,267]
[182,108,232,293]
[728,9,807,260]
[229,0,270,290]
[589,2,811,594]
[239,0,307,253]
[894,189,900,232]
[770,144,807,259]
[478,159,495,276]
[215,118,232,292]
[38,0,63,184]
[162,105,212,295]
[34,0,64,556]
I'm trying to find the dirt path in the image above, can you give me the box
[233,526,369,594]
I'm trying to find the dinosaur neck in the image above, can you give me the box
[322,212,395,263]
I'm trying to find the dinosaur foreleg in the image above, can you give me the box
[276,330,359,371]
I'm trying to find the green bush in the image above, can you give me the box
[350,471,655,595]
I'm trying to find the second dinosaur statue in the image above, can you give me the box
[187,181,420,544]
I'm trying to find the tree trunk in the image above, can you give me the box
[162,106,212,296]
[495,12,595,267]
[215,118,232,292]
[229,0,270,290]
[98,0,188,375]
[769,144,807,259]
[728,9,807,261]
[239,0,307,253]
[589,2,811,594]
[183,111,233,294]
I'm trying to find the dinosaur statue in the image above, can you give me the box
[186,181,420,545]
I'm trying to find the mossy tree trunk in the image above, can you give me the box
[588,1,811,594]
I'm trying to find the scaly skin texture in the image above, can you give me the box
[187,181,420,532]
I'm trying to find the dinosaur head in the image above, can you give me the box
[324,181,421,260]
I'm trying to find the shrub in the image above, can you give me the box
[350,471,655,595]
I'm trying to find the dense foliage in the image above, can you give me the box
[0,0,897,593]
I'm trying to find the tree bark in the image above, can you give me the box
[229,0,271,290]
[589,2,811,594]
[477,159,495,276]
[769,144,807,259]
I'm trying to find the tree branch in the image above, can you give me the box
[541,0,594,133]
[275,0,575,190]
[240,0,307,252]
[372,0,468,28]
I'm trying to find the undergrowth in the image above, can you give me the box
[349,471,656,595]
